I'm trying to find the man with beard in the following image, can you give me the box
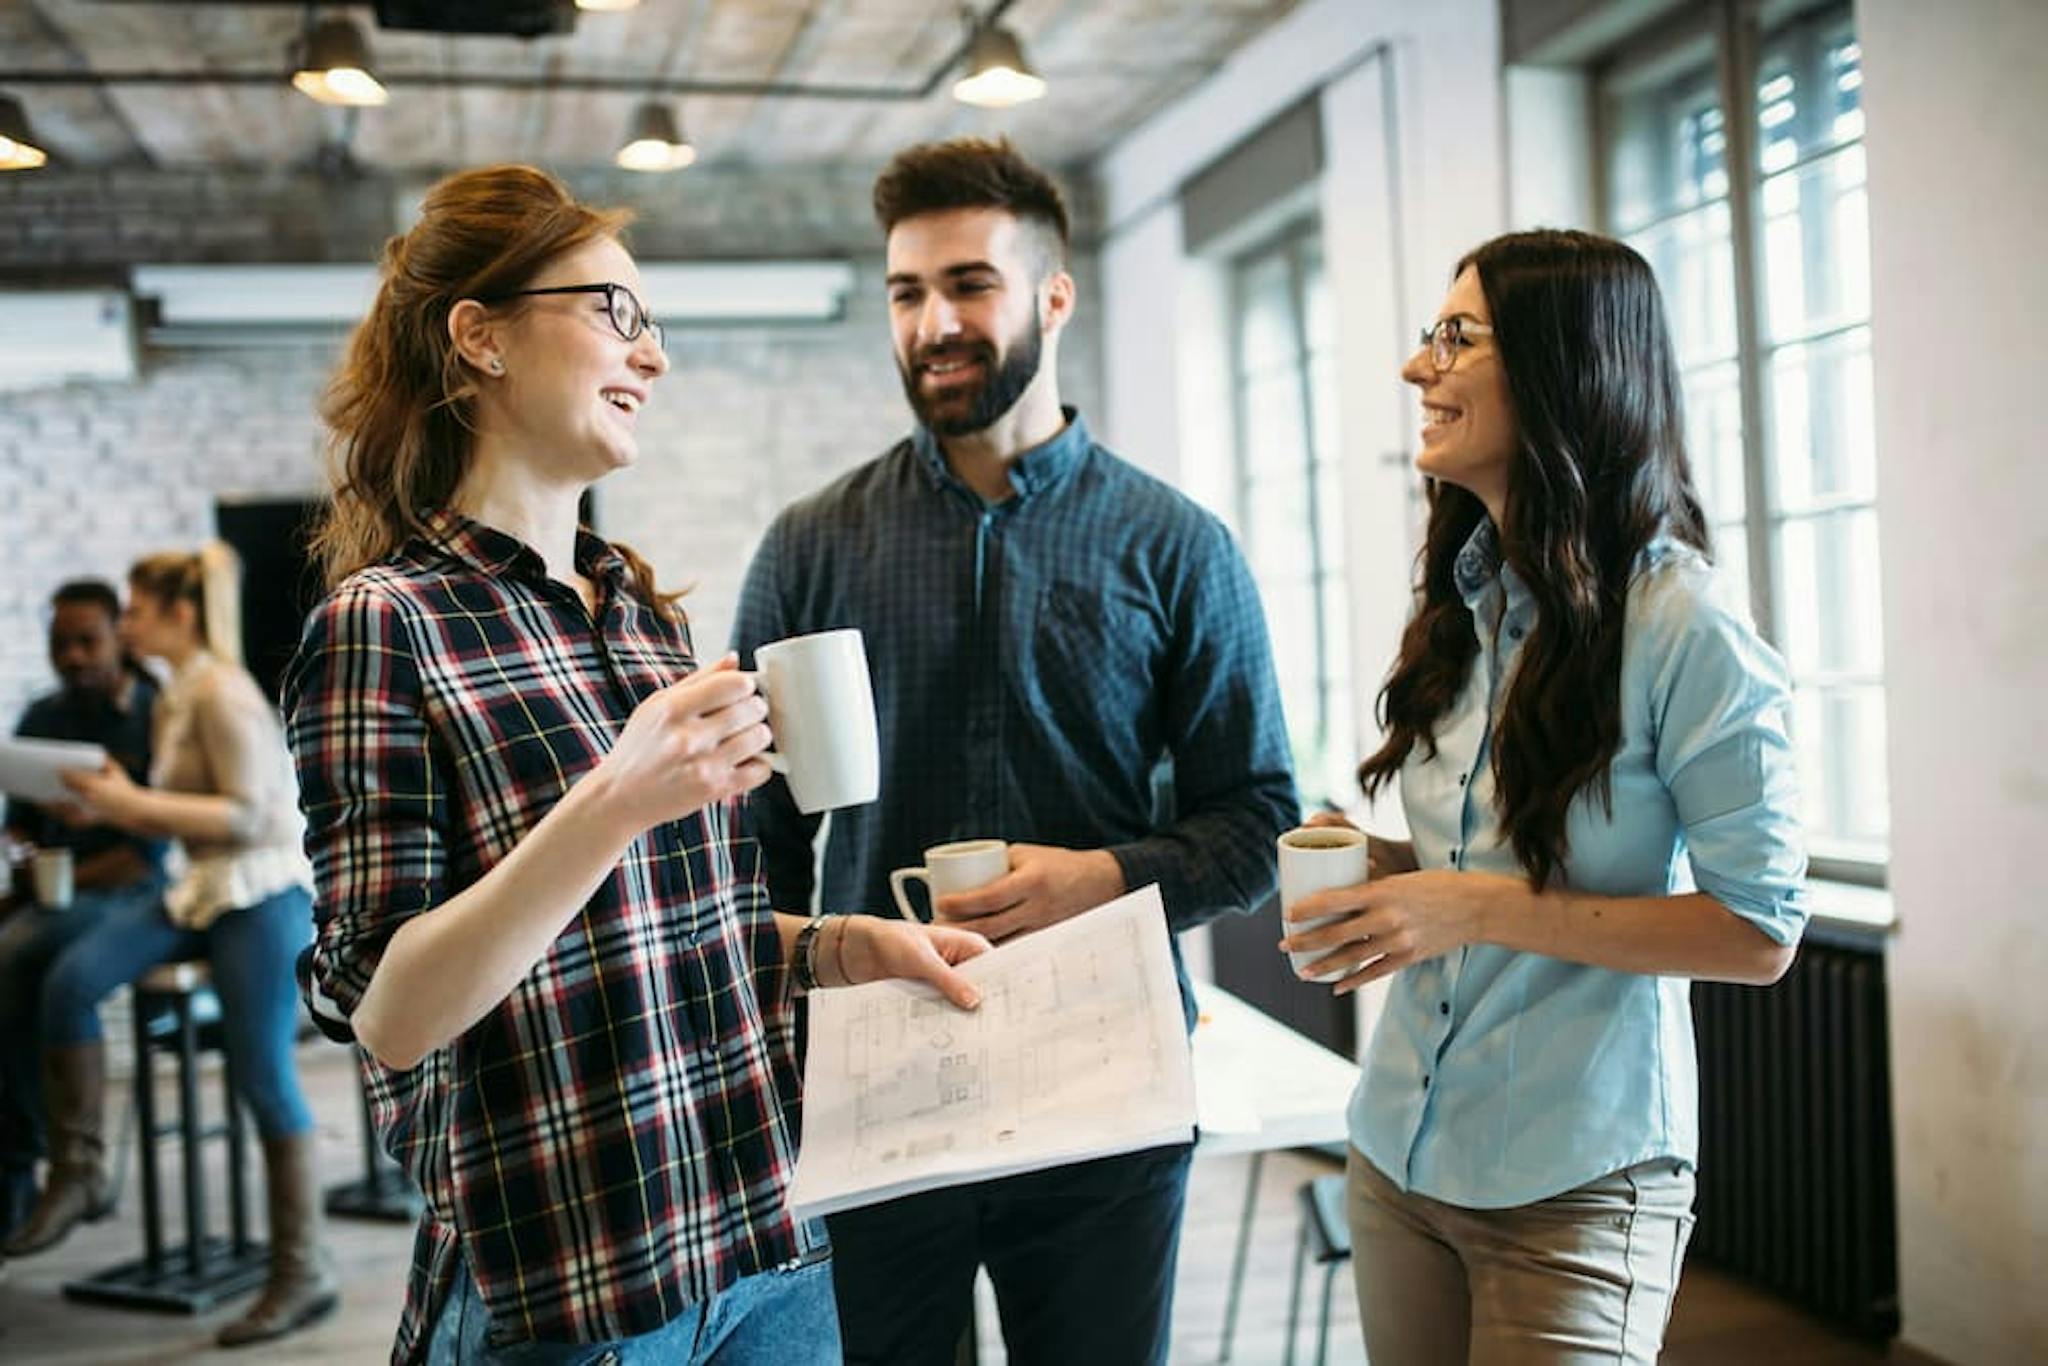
[0,580,166,1249]
[732,137,1296,1365]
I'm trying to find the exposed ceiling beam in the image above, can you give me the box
[0,0,1017,102]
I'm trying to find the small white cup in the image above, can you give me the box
[753,629,881,815]
[32,848,75,910]
[889,839,1011,924]
[1279,826,1370,981]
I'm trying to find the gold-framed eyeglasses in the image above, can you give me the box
[1419,316,1494,373]
[479,281,665,351]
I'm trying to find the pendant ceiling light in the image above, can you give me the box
[576,0,644,10]
[0,95,49,171]
[952,17,1046,109]
[292,17,390,107]
[616,101,696,172]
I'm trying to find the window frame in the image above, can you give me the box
[1224,214,1351,809]
[1594,0,1887,889]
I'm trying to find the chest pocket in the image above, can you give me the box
[1027,580,1162,723]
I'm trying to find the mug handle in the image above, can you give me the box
[888,867,929,923]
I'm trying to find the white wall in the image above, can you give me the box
[1504,65,1597,230]
[1860,2,2048,1360]
[1091,0,1506,1036]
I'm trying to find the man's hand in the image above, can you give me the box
[933,843,1126,944]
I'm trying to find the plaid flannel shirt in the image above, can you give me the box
[284,511,804,1363]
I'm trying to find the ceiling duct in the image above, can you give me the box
[371,1,576,38]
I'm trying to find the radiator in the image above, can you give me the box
[1691,928,1900,1338]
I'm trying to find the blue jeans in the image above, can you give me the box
[0,877,163,1169]
[425,1253,841,1365]
[826,1141,1197,1366]
[38,884,315,1140]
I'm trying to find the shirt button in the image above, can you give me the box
[1439,1001,1450,1016]
[1449,847,1461,863]
[1457,773,1467,786]
[1421,1074,1431,1089]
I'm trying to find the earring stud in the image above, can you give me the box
[489,358,504,375]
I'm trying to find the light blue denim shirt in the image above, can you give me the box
[1349,520,1808,1209]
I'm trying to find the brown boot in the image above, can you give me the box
[217,1133,339,1347]
[4,1042,111,1256]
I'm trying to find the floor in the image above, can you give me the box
[0,1041,1929,1364]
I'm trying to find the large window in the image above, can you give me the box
[1228,220,1354,808]
[1601,0,1885,882]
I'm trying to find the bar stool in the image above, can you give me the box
[1284,1173,1352,1366]
[324,1070,422,1223]
[63,960,270,1312]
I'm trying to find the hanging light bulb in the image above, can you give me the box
[953,21,1046,108]
[616,101,696,172]
[292,17,390,108]
[0,95,50,171]
[576,0,644,10]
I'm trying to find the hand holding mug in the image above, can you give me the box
[594,656,772,831]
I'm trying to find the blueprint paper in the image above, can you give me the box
[0,738,108,805]
[788,884,1196,1220]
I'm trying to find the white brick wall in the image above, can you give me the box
[0,344,333,724]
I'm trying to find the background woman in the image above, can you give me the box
[1279,229,1809,1363]
[17,542,333,1348]
[288,163,986,1365]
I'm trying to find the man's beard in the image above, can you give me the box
[898,307,1044,438]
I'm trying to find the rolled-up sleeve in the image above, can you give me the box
[1646,571,1808,946]
[282,582,447,1037]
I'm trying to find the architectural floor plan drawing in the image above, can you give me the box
[789,885,1196,1220]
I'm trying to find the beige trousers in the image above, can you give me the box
[1346,1147,1697,1364]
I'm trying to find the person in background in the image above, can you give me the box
[287,163,987,1366]
[0,579,167,1250]
[1278,229,1809,1364]
[7,544,335,1349]
[732,137,1297,1366]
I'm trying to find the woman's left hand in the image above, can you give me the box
[57,760,139,829]
[836,916,990,1010]
[1278,870,1530,995]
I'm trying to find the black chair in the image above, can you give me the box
[64,960,269,1313]
[1284,1173,1352,1366]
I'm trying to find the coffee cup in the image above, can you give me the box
[1278,825,1370,981]
[753,629,881,815]
[889,839,1011,924]
[32,847,75,910]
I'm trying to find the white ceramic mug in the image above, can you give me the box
[1278,825,1370,981]
[754,629,881,815]
[32,847,75,910]
[889,839,1011,924]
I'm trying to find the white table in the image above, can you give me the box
[1189,983,1359,1361]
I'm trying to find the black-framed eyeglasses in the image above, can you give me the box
[481,282,665,351]
[1418,316,1495,373]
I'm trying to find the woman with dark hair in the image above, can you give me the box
[1279,229,1808,1362]
[287,163,987,1365]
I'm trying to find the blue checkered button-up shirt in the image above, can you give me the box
[732,411,1298,1008]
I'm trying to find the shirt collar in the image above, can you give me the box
[1452,518,1533,619]
[1454,521,1703,620]
[421,508,630,589]
[911,406,1091,503]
